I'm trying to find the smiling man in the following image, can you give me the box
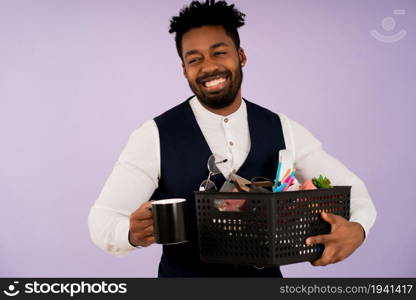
[181,26,245,114]
[88,0,376,277]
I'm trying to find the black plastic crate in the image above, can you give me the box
[194,186,350,267]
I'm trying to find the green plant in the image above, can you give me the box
[312,175,333,189]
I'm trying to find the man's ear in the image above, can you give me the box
[182,63,188,79]
[238,48,247,67]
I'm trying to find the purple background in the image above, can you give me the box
[1,0,415,277]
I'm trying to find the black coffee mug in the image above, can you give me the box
[151,198,189,245]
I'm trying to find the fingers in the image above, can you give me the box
[135,232,155,247]
[130,222,154,234]
[306,232,331,266]
[311,255,331,266]
[311,246,334,266]
[305,234,329,246]
[129,218,153,237]
[130,231,155,247]
[141,235,156,247]
[129,201,155,247]
[130,201,153,221]
[129,223,155,247]
[131,218,153,229]
[136,202,153,220]
[311,246,342,266]
[308,232,349,266]
[321,212,346,226]
[307,214,356,267]
[142,225,154,236]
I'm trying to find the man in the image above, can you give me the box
[88,0,376,277]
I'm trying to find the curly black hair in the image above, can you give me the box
[169,0,246,60]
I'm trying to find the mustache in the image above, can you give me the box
[196,70,231,84]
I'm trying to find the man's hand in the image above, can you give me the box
[128,201,155,247]
[305,212,365,266]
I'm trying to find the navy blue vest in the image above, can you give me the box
[152,97,286,277]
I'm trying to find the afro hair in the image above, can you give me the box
[169,0,246,59]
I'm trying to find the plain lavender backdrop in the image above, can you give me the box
[0,0,415,277]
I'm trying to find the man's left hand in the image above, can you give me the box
[305,212,365,266]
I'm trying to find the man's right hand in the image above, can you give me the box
[128,201,155,247]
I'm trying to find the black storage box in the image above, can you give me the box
[194,186,350,267]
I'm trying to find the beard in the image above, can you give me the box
[187,65,243,110]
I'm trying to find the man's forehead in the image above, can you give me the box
[181,25,234,54]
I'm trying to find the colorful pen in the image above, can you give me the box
[282,178,294,192]
[283,171,295,184]
[280,168,291,184]
[273,158,282,191]
[274,183,287,192]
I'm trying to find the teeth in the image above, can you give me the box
[204,77,226,88]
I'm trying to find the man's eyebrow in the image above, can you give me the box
[210,42,229,49]
[184,49,200,58]
[184,42,230,58]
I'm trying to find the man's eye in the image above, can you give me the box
[214,52,226,56]
[188,58,200,64]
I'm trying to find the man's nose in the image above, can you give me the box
[200,56,220,75]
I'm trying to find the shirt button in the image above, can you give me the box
[229,141,234,146]
[224,118,229,123]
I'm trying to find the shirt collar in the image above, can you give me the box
[189,96,247,125]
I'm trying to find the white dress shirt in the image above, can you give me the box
[88,96,377,256]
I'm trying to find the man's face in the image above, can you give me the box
[181,25,246,109]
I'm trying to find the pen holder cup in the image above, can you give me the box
[194,186,350,267]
